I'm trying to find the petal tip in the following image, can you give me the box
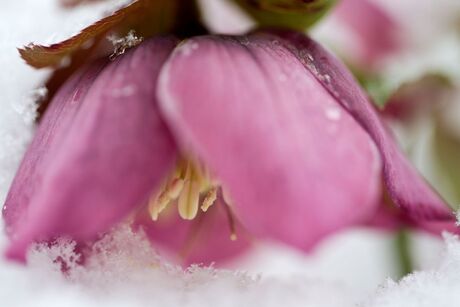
[5,241,29,264]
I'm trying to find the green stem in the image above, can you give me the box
[394,229,413,279]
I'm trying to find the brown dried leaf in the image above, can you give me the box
[19,0,178,68]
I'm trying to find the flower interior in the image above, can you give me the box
[148,157,237,240]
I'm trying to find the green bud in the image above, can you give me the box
[233,0,337,30]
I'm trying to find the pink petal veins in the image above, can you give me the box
[275,30,454,222]
[157,34,381,251]
[6,37,179,262]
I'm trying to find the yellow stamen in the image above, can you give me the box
[148,156,240,244]
[147,155,244,249]
[201,187,218,212]
[167,178,185,199]
[150,156,220,221]
[148,192,169,221]
[148,178,185,221]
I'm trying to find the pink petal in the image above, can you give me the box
[136,193,251,266]
[275,30,454,222]
[3,61,107,236]
[334,0,400,66]
[157,34,381,251]
[415,220,459,235]
[365,204,405,231]
[5,37,178,262]
[366,202,459,236]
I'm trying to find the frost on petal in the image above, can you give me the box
[275,30,455,222]
[157,34,381,251]
[136,193,251,266]
[5,37,179,262]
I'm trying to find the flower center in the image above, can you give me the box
[147,157,221,221]
[148,157,238,241]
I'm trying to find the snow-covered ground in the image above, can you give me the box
[0,1,459,306]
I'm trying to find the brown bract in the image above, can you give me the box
[19,0,179,69]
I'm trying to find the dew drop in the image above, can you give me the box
[319,74,331,84]
[178,41,199,57]
[325,107,341,121]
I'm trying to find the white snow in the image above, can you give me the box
[366,233,460,307]
[108,30,144,60]
[0,1,459,307]
[0,226,361,307]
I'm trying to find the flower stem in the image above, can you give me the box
[394,229,413,279]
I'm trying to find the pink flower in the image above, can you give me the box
[3,30,454,265]
[323,0,401,69]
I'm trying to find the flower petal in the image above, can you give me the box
[275,30,454,221]
[5,37,178,262]
[334,0,400,66]
[4,61,107,236]
[366,202,459,236]
[157,34,381,251]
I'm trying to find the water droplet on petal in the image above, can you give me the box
[325,106,341,121]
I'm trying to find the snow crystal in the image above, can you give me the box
[365,233,460,307]
[108,30,144,60]
[0,226,364,307]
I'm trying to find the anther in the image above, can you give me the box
[201,187,218,212]
[149,156,233,224]
[222,199,238,241]
[148,178,185,221]
[148,192,169,221]
[167,178,185,199]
